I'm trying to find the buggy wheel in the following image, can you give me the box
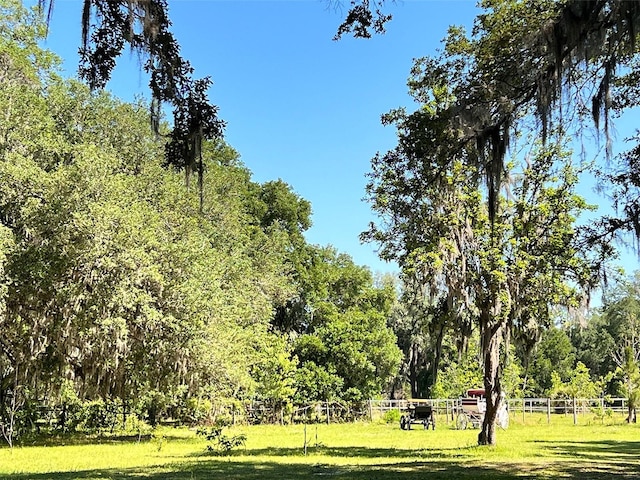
[400,415,406,430]
[456,413,468,430]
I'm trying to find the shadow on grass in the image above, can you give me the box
[4,446,640,480]
[533,439,640,479]
[188,445,479,460]
[13,432,192,448]
[536,438,640,460]
[0,459,565,480]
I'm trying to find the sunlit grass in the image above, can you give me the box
[1,414,639,479]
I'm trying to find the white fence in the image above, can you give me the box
[367,397,629,423]
[241,397,629,425]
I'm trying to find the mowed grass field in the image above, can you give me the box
[1,414,639,479]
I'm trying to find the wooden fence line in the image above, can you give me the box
[242,397,629,425]
[368,397,627,413]
[27,397,630,428]
[366,397,629,424]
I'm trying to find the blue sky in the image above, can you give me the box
[40,0,638,279]
[41,0,482,275]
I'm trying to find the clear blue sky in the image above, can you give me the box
[40,0,482,275]
[40,0,638,279]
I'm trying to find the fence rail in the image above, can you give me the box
[24,397,632,430]
[366,397,629,424]
[244,397,629,425]
[368,397,628,413]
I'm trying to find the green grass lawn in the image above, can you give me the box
[1,414,639,479]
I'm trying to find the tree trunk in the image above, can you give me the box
[409,343,420,398]
[1,366,21,448]
[478,318,503,446]
[627,405,636,423]
[431,321,446,392]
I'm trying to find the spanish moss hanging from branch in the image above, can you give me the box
[38,0,225,210]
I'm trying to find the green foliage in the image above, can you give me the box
[573,272,640,404]
[41,0,225,207]
[294,361,343,403]
[387,276,450,399]
[265,245,403,406]
[591,403,614,424]
[613,346,640,422]
[431,340,483,399]
[364,22,604,441]
[357,0,640,440]
[366,116,594,444]
[294,307,401,404]
[150,430,167,452]
[571,313,617,380]
[0,1,405,443]
[501,349,525,399]
[550,362,600,400]
[76,399,121,433]
[550,361,606,426]
[251,179,312,241]
[0,224,11,323]
[273,245,396,336]
[381,409,401,424]
[527,328,576,396]
[197,426,247,455]
[251,335,298,422]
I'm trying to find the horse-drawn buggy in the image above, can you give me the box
[454,388,509,430]
[400,403,436,430]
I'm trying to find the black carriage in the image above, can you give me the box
[399,404,436,430]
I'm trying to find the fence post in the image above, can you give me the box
[522,398,525,423]
[445,400,449,424]
[326,402,330,425]
[547,398,551,424]
[304,424,308,456]
[368,400,373,422]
